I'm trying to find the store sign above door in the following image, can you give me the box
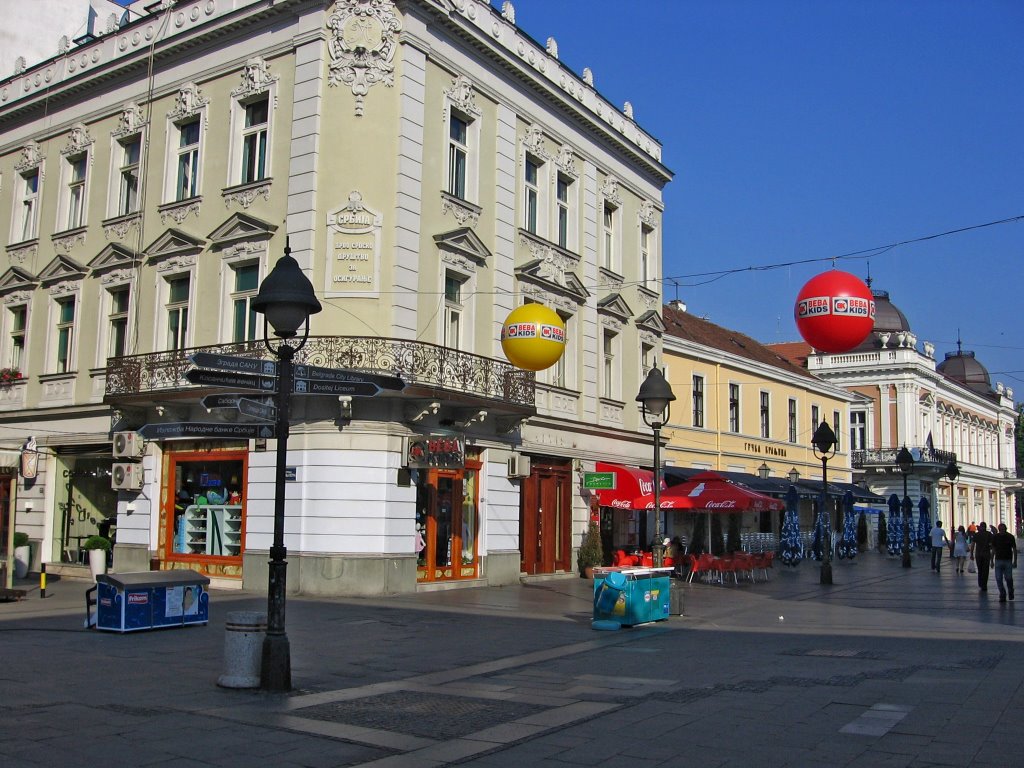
[406,435,465,469]
[583,472,616,490]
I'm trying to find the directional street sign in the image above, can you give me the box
[188,352,278,377]
[238,398,277,422]
[186,368,276,392]
[201,394,245,410]
[293,364,404,391]
[292,379,381,397]
[139,422,276,440]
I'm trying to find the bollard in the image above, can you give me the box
[40,562,46,599]
[669,580,684,616]
[217,611,267,688]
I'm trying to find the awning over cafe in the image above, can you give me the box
[592,462,665,509]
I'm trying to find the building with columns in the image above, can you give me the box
[771,287,1019,533]
[0,0,671,593]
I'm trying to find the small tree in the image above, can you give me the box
[576,522,603,577]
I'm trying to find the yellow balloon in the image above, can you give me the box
[501,304,567,371]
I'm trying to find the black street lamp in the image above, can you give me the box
[252,242,322,692]
[636,365,675,567]
[811,421,837,585]
[787,467,800,485]
[945,460,959,532]
[895,446,915,569]
[758,462,770,480]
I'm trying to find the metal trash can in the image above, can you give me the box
[217,611,267,689]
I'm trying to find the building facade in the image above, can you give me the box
[0,0,671,593]
[771,287,1019,532]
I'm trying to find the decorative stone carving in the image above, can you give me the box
[521,123,546,158]
[222,241,265,261]
[638,200,658,227]
[100,269,134,285]
[582,67,593,86]
[52,231,86,253]
[155,254,197,273]
[106,13,119,34]
[48,280,79,297]
[440,193,480,228]
[546,37,558,58]
[14,57,26,76]
[2,290,32,306]
[326,0,402,117]
[600,175,622,207]
[61,123,94,156]
[554,144,577,176]
[599,316,623,332]
[231,56,278,99]
[167,82,208,121]
[58,36,70,55]
[102,214,141,241]
[158,200,201,225]
[222,182,271,210]
[15,141,44,173]
[112,102,146,139]
[623,101,633,119]
[444,74,481,118]
[6,245,35,265]
[440,250,475,274]
[523,285,574,315]
[877,331,890,348]
[923,341,935,358]
[501,1,515,23]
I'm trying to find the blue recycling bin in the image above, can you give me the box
[593,567,672,626]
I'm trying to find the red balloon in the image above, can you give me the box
[794,270,875,353]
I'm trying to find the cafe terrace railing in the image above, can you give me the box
[851,446,957,469]
[104,336,535,408]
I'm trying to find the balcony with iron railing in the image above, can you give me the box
[851,446,957,470]
[104,336,536,412]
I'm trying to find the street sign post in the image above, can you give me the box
[293,364,404,391]
[186,368,276,392]
[201,394,245,410]
[292,379,381,397]
[188,352,278,376]
[583,472,617,490]
[238,398,277,422]
[138,422,276,440]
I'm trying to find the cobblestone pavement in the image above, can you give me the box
[1,548,1021,767]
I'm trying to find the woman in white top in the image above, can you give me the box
[953,525,970,574]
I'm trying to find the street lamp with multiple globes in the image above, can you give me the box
[895,445,915,569]
[811,421,837,585]
[251,242,322,692]
[945,460,959,532]
[636,365,675,567]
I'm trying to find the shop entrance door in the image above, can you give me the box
[417,468,479,582]
[519,461,571,575]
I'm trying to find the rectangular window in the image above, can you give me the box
[448,113,468,200]
[175,118,201,201]
[108,287,130,359]
[760,392,771,439]
[602,330,616,399]
[524,157,539,233]
[550,312,568,388]
[833,410,841,451]
[9,305,26,370]
[850,411,866,451]
[166,275,190,351]
[729,383,740,433]
[231,264,259,342]
[556,176,570,248]
[811,405,820,433]
[692,375,705,428]
[640,226,652,288]
[240,97,269,184]
[18,170,39,242]
[602,203,615,269]
[55,296,76,373]
[118,137,141,216]
[443,272,464,349]
[66,155,87,230]
[788,399,798,443]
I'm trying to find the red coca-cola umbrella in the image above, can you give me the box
[633,471,785,512]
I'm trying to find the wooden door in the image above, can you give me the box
[519,461,571,574]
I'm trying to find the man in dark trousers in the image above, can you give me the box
[991,523,1018,602]
[970,522,993,592]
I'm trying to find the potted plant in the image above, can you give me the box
[13,531,30,579]
[577,521,603,578]
[82,535,112,581]
[0,366,22,385]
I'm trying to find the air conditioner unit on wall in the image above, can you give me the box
[112,431,145,459]
[507,454,531,479]
[112,462,144,491]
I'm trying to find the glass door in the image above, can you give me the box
[417,467,479,582]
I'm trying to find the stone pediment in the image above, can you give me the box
[635,309,666,335]
[597,293,633,322]
[433,227,491,266]
[207,213,277,250]
[37,254,87,285]
[515,259,589,305]
[0,266,37,293]
[145,228,206,264]
[88,243,140,274]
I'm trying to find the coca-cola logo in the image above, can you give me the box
[610,500,632,509]
[705,500,737,509]
[639,479,654,495]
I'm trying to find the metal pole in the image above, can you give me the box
[901,472,912,568]
[819,455,832,584]
[261,343,294,691]
[652,420,663,567]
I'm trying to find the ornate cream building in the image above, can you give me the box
[0,0,671,593]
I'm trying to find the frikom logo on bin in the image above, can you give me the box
[127,592,149,605]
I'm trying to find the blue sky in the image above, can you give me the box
[499,1,1023,391]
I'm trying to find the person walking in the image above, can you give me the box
[971,522,993,592]
[930,520,949,572]
[991,523,1018,602]
[952,525,970,574]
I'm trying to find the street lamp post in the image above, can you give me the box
[787,467,800,485]
[636,365,675,567]
[812,422,837,585]
[252,242,322,692]
[896,446,915,569]
[758,462,770,480]
[945,460,959,532]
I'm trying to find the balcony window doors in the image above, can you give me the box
[231,263,259,342]
[692,374,705,428]
[65,155,88,231]
[54,296,76,374]
[117,136,141,216]
[760,391,771,439]
[175,118,201,201]
[166,275,190,351]
[108,286,130,359]
[240,97,269,184]
[18,170,40,241]
[728,383,740,433]
[8,305,26,371]
[448,113,469,200]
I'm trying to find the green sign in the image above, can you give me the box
[583,472,616,490]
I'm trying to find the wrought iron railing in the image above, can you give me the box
[104,336,535,408]
[851,447,957,469]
